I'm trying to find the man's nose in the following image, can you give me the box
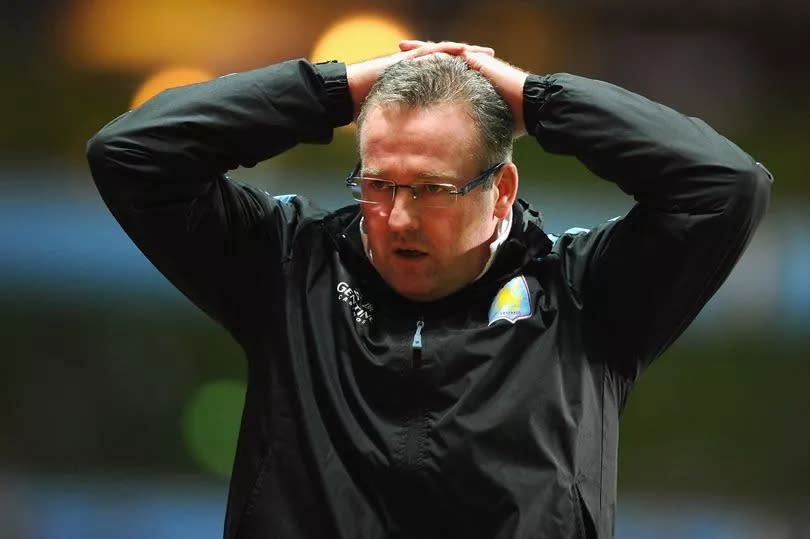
[387,187,419,231]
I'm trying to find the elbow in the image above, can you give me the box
[86,129,116,192]
[86,118,120,177]
[86,130,109,175]
[86,129,129,209]
[720,160,772,235]
[85,112,147,192]
[733,160,772,214]
[85,111,135,177]
[85,116,142,205]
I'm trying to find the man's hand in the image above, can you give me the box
[400,41,529,136]
[346,41,495,119]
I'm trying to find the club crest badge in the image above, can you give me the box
[488,275,532,326]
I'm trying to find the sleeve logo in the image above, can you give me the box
[488,275,532,326]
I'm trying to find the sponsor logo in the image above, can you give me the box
[337,281,374,325]
[488,275,532,326]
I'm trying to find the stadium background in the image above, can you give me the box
[2,1,809,537]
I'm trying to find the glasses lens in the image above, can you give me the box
[349,178,394,204]
[414,183,454,208]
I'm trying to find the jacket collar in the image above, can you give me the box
[485,198,553,280]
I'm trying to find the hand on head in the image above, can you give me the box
[345,41,490,119]
[346,40,527,135]
[398,40,495,57]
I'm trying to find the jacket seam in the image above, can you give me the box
[599,356,606,533]
[235,448,272,537]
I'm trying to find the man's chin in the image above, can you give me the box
[398,290,439,303]
[387,276,467,303]
[374,261,448,302]
[387,278,441,303]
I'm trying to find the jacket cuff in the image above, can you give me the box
[314,60,353,128]
[522,74,562,136]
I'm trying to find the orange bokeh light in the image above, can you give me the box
[63,0,309,72]
[130,67,214,109]
[311,13,412,65]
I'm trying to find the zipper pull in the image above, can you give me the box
[412,319,424,351]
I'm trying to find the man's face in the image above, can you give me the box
[358,103,511,302]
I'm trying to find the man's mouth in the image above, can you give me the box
[395,248,428,258]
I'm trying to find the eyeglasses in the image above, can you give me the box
[345,161,505,208]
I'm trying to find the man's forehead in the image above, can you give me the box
[357,102,482,171]
[359,100,473,129]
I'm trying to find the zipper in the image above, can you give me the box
[411,318,424,351]
[411,317,424,369]
[396,317,427,473]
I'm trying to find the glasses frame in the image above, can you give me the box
[344,161,506,206]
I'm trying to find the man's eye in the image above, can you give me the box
[422,184,448,194]
[367,179,391,191]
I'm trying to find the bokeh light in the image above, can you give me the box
[310,13,412,64]
[63,0,309,72]
[182,379,246,478]
[130,67,214,109]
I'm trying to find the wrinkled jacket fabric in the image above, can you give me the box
[86,59,771,538]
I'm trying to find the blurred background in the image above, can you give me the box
[1,1,809,538]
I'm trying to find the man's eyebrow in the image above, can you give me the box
[360,166,384,178]
[414,170,457,182]
[361,167,456,182]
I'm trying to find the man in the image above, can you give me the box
[87,41,771,538]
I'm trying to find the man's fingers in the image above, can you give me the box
[461,50,490,72]
[460,51,528,135]
[411,51,455,64]
[466,45,495,56]
[411,42,465,57]
[399,40,426,51]
[399,40,495,57]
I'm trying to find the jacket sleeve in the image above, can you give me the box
[524,73,772,382]
[86,59,353,341]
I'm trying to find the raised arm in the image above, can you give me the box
[527,73,770,380]
[456,51,772,380]
[86,59,353,339]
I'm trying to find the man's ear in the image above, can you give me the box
[493,163,518,219]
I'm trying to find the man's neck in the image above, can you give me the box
[474,208,513,280]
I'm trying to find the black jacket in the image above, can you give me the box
[86,59,771,538]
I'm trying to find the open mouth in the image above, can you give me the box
[395,249,428,258]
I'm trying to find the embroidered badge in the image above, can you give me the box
[488,275,532,326]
